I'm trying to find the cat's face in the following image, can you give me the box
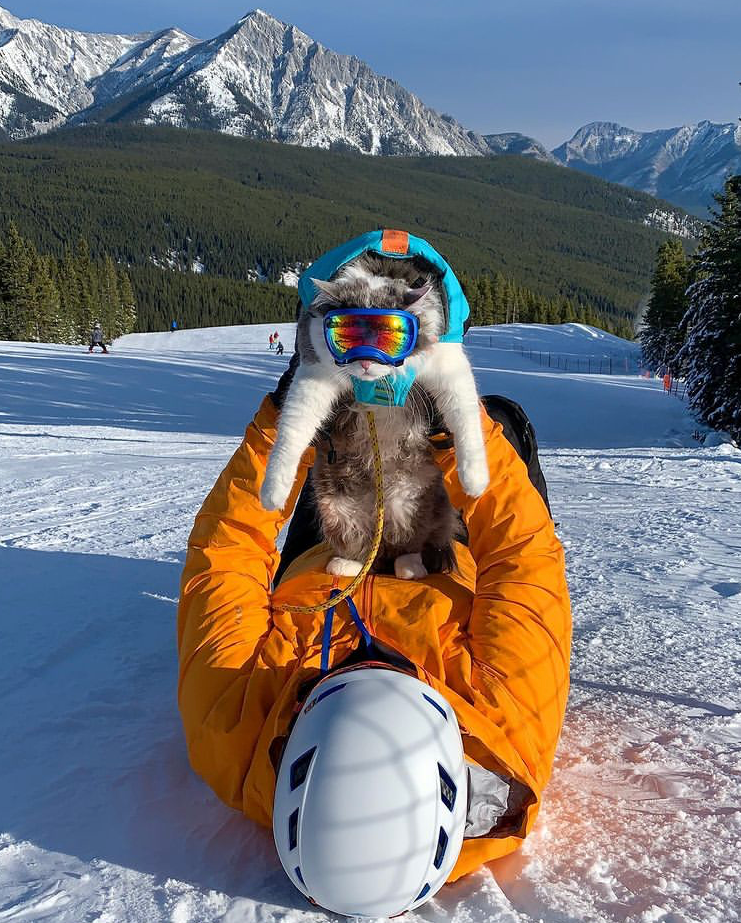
[300,257,445,383]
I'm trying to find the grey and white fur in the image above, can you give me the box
[261,253,488,579]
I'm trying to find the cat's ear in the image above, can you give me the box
[311,278,342,305]
[403,283,433,306]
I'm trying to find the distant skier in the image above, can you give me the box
[275,339,284,356]
[88,323,108,354]
[171,319,178,333]
[268,333,275,351]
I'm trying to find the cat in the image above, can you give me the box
[260,253,489,579]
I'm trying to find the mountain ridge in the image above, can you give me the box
[0,5,489,155]
[0,6,737,211]
[551,119,741,215]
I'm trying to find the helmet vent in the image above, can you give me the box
[422,693,448,721]
[288,808,299,850]
[315,682,347,706]
[433,826,448,869]
[416,883,430,902]
[294,866,305,886]
[304,682,347,715]
[438,764,457,811]
[289,747,316,791]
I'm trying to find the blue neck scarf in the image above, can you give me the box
[351,367,417,407]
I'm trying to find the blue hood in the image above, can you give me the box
[297,229,469,344]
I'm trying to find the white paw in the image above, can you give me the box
[260,467,294,511]
[458,455,490,498]
[394,553,428,580]
[327,557,364,577]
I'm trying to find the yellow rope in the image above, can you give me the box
[279,410,384,614]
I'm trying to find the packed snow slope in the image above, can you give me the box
[0,323,739,923]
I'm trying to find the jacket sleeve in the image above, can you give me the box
[177,396,314,809]
[431,408,572,814]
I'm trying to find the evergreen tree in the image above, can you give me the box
[0,226,139,345]
[478,276,496,325]
[681,176,741,441]
[532,301,547,324]
[561,299,577,324]
[39,254,75,343]
[0,223,32,340]
[547,301,563,325]
[640,239,690,374]
[73,237,97,342]
[491,273,507,324]
[26,250,62,342]
[55,248,79,339]
[117,269,137,337]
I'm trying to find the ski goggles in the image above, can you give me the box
[323,309,419,366]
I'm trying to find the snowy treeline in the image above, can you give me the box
[0,223,136,345]
[640,175,741,441]
[460,272,635,339]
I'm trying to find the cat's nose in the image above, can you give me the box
[360,361,372,371]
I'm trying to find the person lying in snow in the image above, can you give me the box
[177,232,571,918]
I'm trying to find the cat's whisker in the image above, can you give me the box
[414,386,432,427]
[408,388,423,432]
[411,384,435,430]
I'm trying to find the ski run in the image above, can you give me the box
[0,322,739,923]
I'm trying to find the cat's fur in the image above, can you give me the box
[261,253,488,579]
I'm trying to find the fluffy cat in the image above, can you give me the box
[261,253,488,579]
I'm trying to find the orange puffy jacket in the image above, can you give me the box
[178,396,571,881]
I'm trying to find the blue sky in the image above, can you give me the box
[3,0,740,147]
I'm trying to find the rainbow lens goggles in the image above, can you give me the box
[323,309,419,366]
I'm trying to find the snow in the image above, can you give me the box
[643,209,699,240]
[0,322,739,923]
[279,267,301,288]
[0,6,142,122]
[0,85,13,120]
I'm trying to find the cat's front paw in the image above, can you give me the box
[260,468,294,511]
[458,455,490,498]
[327,557,364,577]
[394,553,428,580]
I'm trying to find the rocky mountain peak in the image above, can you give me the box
[0,6,738,213]
[552,119,741,214]
[0,5,18,27]
[483,132,558,163]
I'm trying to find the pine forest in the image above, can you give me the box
[640,176,741,441]
[0,223,136,345]
[0,125,693,342]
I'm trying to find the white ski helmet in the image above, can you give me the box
[273,665,468,918]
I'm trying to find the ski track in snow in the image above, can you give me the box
[0,324,739,923]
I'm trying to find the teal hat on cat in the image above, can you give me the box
[298,229,470,407]
[298,229,470,343]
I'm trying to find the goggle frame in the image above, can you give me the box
[323,308,420,367]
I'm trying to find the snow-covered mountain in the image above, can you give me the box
[552,120,741,215]
[0,5,488,155]
[483,132,558,164]
[1,5,737,210]
[0,5,152,138]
